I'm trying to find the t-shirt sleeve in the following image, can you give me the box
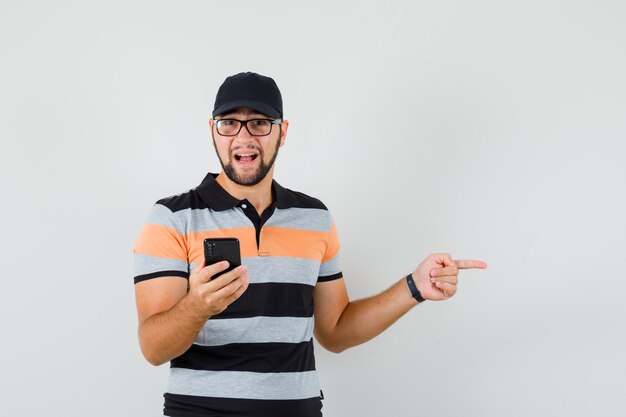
[318,212,343,282]
[133,203,189,284]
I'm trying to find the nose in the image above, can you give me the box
[233,122,255,145]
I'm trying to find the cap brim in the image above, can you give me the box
[212,100,281,119]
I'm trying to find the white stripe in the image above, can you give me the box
[319,254,342,277]
[242,256,320,286]
[166,368,321,400]
[194,316,314,346]
[160,206,332,234]
[150,206,253,233]
[265,207,330,232]
[179,207,251,232]
[187,257,321,285]
[134,253,188,276]
[146,204,183,233]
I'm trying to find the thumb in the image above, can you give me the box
[434,253,454,267]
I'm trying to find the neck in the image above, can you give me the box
[215,168,275,215]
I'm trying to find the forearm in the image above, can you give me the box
[138,294,210,366]
[327,277,418,352]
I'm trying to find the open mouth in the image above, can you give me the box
[233,152,259,164]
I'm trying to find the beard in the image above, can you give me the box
[212,131,281,186]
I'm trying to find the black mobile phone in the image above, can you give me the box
[203,238,242,279]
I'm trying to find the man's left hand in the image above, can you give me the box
[412,253,487,301]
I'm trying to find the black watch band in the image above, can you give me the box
[406,273,426,303]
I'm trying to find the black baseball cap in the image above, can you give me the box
[212,72,283,119]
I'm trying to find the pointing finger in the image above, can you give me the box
[454,259,488,269]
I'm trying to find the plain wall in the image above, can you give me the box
[1,1,625,416]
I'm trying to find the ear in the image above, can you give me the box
[208,118,214,129]
[279,120,289,147]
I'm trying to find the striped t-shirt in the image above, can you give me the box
[133,173,343,417]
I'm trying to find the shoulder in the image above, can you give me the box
[154,188,207,213]
[275,183,329,211]
[274,185,338,233]
[284,188,328,210]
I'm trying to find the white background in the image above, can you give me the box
[2,1,625,416]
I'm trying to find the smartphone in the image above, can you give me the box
[203,238,242,279]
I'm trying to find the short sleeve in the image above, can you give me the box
[318,212,343,282]
[133,203,189,284]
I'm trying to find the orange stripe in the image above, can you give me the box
[258,226,328,261]
[134,224,187,260]
[135,223,339,265]
[323,222,340,262]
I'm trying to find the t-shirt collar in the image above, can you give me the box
[196,172,290,211]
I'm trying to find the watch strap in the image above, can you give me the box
[406,273,426,303]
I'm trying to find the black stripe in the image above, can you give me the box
[157,173,331,213]
[274,183,328,210]
[157,190,210,213]
[214,282,314,319]
[171,340,315,373]
[164,393,322,417]
[317,272,343,282]
[134,270,189,284]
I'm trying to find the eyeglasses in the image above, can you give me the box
[214,118,282,137]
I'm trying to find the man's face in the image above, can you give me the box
[210,108,287,186]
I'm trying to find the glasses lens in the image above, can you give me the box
[247,119,272,136]
[216,119,241,136]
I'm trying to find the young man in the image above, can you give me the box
[133,72,487,417]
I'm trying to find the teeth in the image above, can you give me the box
[237,153,256,157]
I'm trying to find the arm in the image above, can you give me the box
[135,261,249,366]
[313,253,487,353]
[313,276,416,353]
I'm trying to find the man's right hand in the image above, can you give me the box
[187,260,250,318]
[135,260,249,365]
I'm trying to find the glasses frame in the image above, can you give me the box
[213,118,283,137]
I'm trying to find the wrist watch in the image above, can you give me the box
[405,273,426,302]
